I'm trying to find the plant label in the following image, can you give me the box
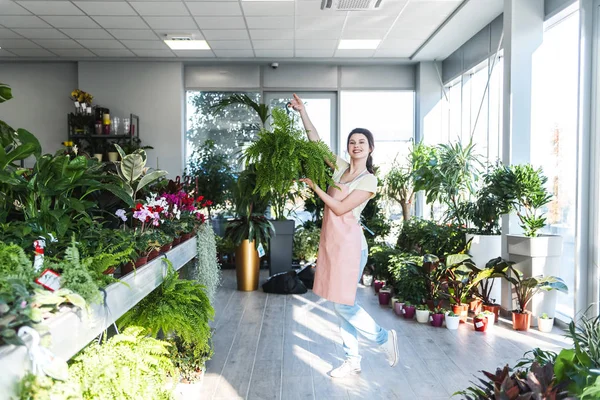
[257,243,265,258]
[429,316,433,322]
[475,321,484,328]
[36,269,61,292]
[402,309,406,314]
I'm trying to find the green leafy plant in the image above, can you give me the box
[469,257,514,305]
[293,225,320,263]
[118,265,215,363]
[212,93,269,128]
[16,371,82,400]
[224,214,274,251]
[0,241,37,293]
[168,336,212,384]
[243,107,336,219]
[113,144,167,202]
[487,163,553,237]
[360,176,391,249]
[503,263,568,314]
[191,223,222,303]
[440,253,477,306]
[396,217,468,258]
[0,278,41,346]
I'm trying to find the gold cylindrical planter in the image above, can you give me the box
[235,239,260,291]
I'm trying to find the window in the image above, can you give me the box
[339,91,415,176]
[531,9,580,319]
[185,91,261,170]
[488,54,503,164]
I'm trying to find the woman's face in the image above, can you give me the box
[347,133,371,161]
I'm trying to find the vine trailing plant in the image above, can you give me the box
[192,223,222,303]
[244,107,336,220]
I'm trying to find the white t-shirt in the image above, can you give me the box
[331,155,378,250]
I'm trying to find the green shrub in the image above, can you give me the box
[396,217,467,257]
[293,225,320,263]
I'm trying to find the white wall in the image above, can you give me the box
[78,61,185,177]
[0,62,77,162]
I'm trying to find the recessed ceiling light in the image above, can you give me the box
[164,40,210,50]
[338,40,381,50]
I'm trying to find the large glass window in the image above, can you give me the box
[339,91,415,176]
[531,9,580,319]
[185,91,261,170]
[488,54,503,164]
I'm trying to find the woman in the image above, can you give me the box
[289,94,398,378]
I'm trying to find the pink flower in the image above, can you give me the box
[115,209,127,222]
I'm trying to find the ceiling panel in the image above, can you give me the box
[194,16,245,29]
[208,40,252,50]
[41,16,100,29]
[0,16,51,28]
[121,39,168,49]
[33,39,84,49]
[242,2,294,16]
[212,49,254,58]
[252,39,292,50]
[295,39,338,50]
[108,29,158,40]
[340,29,387,39]
[295,49,335,57]
[0,29,23,39]
[52,48,96,57]
[0,2,31,15]
[295,29,341,40]
[9,48,55,57]
[129,1,190,16]
[130,49,175,57]
[344,15,398,31]
[254,49,293,58]
[334,49,375,57]
[0,49,18,57]
[203,29,249,40]
[249,29,294,40]
[373,48,412,57]
[92,49,137,57]
[187,2,242,16]
[245,17,294,30]
[0,38,40,48]
[295,2,341,16]
[13,28,68,39]
[16,1,84,16]
[73,1,138,16]
[143,16,198,30]
[76,39,125,49]
[295,16,345,30]
[92,16,149,29]
[173,50,215,57]
[61,28,113,39]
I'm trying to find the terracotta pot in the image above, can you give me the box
[394,302,404,316]
[473,316,488,332]
[431,313,444,327]
[483,304,501,323]
[103,266,116,275]
[121,256,148,276]
[512,312,531,331]
[451,304,469,323]
[403,305,416,319]
[181,232,192,241]
[378,291,391,305]
[147,249,160,261]
[172,237,181,246]
[373,280,385,293]
[469,298,483,314]
[160,243,172,253]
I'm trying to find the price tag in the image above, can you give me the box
[35,269,61,292]
[74,101,80,108]
[257,243,265,258]
[475,321,484,328]
[402,309,406,314]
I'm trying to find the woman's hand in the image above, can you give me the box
[289,93,305,113]
[299,178,315,191]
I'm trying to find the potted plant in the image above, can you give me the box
[473,312,489,332]
[416,304,430,324]
[378,285,392,306]
[482,310,495,329]
[487,164,562,317]
[440,254,476,323]
[430,307,445,327]
[374,279,386,293]
[470,257,514,323]
[243,107,336,275]
[392,296,404,316]
[362,274,374,287]
[537,312,554,333]
[403,301,416,319]
[421,254,446,311]
[445,310,460,330]
[503,263,568,331]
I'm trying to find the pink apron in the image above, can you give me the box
[313,183,362,306]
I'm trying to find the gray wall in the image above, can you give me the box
[0,62,77,163]
[78,62,185,177]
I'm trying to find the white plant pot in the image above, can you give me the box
[466,233,503,304]
[362,275,373,286]
[93,153,103,162]
[445,314,460,330]
[416,309,430,324]
[107,152,119,162]
[538,317,554,333]
[506,234,563,323]
[391,297,399,310]
[485,314,495,329]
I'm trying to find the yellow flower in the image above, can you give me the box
[62,141,74,147]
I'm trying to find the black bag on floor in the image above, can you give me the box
[262,270,307,295]
[297,264,316,289]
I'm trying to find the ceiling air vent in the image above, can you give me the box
[321,0,383,11]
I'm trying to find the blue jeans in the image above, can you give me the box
[332,249,388,363]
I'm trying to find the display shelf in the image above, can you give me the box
[68,134,132,140]
[0,237,197,399]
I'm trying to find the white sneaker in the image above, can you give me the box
[329,359,361,378]
[380,329,399,367]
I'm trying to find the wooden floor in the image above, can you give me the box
[182,270,570,400]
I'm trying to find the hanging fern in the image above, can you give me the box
[244,108,336,219]
[117,265,214,362]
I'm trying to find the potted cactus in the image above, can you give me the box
[537,313,554,333]
[416,304,430,323]
[445,310,460,330]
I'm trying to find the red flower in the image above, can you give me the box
[196,196,204,203]
[135,203,143,211]
[203,200,213,207]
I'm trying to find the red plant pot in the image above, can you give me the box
[452,304,469,323]
[393,302,404,316]
[103,266,116,275]
[172,237,181,246]
[431,313,444,327]
[121,256,148,276]
[403,306,416,319]
[373,280,385,293]
[474,316,488,332]
[181,232,192,241]
[160,243,172,253]
[378,291,391,305]
[147,249,160,261]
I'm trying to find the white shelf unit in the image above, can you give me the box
[0,237,197,399]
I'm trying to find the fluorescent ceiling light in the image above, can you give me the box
[164,40,210,50]
[338,40,381,50]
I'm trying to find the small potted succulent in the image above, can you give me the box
[430,307,445,327]
[473,312,489,332]
[403,301,416,319]
[362,274,374,287]
[416,304,430,324]
[445,310,460,330]
[537,313,554,333]
[393,297,405,316]
[378,286,392,306]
